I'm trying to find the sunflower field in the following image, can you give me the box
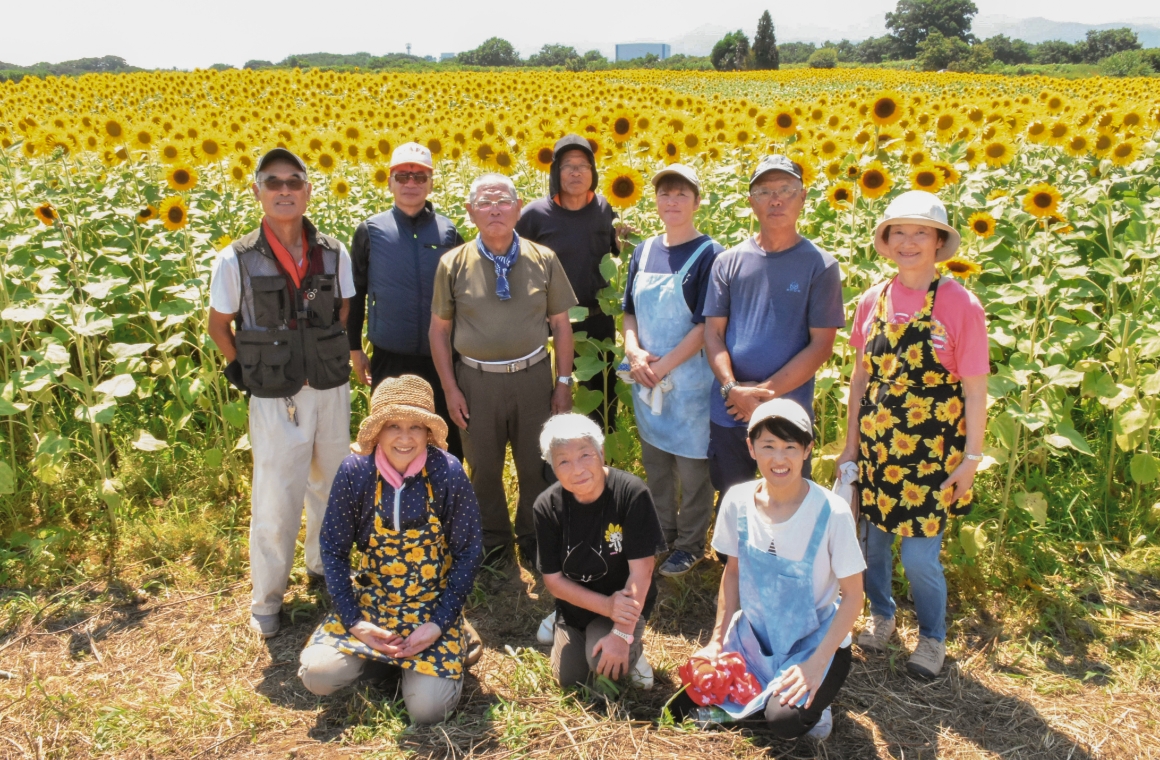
[1,66,1160,585]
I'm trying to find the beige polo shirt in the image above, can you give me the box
[432,238,578,362]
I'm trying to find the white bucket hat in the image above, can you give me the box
[873,190,961,263]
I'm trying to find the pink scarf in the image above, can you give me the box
[375,445,427,490]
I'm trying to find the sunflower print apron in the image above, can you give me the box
[857,277,973,538]
[307,470,465,679]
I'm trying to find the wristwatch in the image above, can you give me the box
[720,380,739,400]
[557,376,575,386]
[611,628,634,645]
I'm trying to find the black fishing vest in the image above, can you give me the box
[232,219,351,398]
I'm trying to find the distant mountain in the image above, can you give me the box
[973,15,1160,47]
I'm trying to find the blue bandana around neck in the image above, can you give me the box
[475,233,521,301]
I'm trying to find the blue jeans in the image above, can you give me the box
[861,520,947,641]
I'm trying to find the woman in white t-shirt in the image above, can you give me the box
[677,398,864,740]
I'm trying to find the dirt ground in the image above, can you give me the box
[1,556,1157,759]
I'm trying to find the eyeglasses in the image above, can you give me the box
[560,163,592,175]
[472,198,516,211]
[749,186,802,202]
[392,171,430,185]
[258,176,306,191]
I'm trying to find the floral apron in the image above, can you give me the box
[630,236,715,459]
[307,471,465,679]
[718,497,838,720]
[857,277,972,538]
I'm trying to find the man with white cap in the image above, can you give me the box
[207,147,356,638]
[348,142,465,458]
[702,155,845,501]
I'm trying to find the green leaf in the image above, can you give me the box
[1081,371,1119,400]
[107,342,153,359]
[1014,491,1048,527]
[0,397,20,416]
[0,461,14,495]
[204,448,224,469]
[1041,365,1084,388]
[222,400,249,429]
[1130,453,1160,484]
[988,411,1017,450]
[0,305,46,323]
[131,430,169,451]
[958,523,987,558]
[598,253,619,282]
[74,399,117,424]
[1044,422,1093,455]
[567,305,590,323]
[603,430,634,465]
[572,386,604,415]
[573,354,608,382]
[95,374,137,398]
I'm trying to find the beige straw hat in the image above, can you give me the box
[872,190,962,263]
[351,375,448,455]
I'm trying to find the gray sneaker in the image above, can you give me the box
[857,615,896,652]
[806,706,832,740]
[249,612,280,638]
[907,636,946,678]
[659,550,701,578]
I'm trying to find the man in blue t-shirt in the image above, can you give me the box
[702,155,845,499]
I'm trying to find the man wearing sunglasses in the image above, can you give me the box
[348,142,465,458]
[207,148,356,638]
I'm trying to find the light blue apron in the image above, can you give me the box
[719,495,838,719]
[631,236,715,459]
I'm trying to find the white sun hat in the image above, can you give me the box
[872,190,961,263]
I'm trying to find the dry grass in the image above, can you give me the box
[1,553,1158,759]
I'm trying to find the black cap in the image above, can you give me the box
[255,147,307,175]
[549,134,599,198]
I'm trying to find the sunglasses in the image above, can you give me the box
[258,176,306,191]
[393,171,430,185]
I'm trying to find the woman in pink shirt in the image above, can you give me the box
[836,191,988,679]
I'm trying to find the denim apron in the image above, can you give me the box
[631,236,715,459]
[720,493,838,719]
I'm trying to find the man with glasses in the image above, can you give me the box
[348,142,465,458]
[516,135,621,431]
[207,148,355,638]
[430,174,578,569]
[702,155,844,501]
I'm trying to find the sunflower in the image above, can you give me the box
[980,138,1015,168]
[858,161,893,200]
[528,142,555,173]
[933,161,960,185]
[1023,183,1061,218]
[900,481,931,509]
[166,165,198,191]
[1110,139,1139,166]
[658,137,681,164]
[1063,133,1090,158]
[870,91,904,126]
[941,256,983,279]
[227,161,249,185]
[331,177,351,198]
[370,166,390,188]
[135,205,158,224]
[315,151,337,173]
[770,109,797,137]
[827,181,854,208]
[34,202,58,226]
[1092,132,1114,158]
[158,196,188,231]
[919,513,943,537]
[967,211,996,238]
[608,109,636,142]
[909,164,944,192]
[604,165,644,209]
[214,234,233,249]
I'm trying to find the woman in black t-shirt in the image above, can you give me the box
[533,414,664,690]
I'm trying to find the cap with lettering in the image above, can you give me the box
[390,142,434,170]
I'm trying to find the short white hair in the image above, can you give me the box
[468,173,517,204]
[539,413,605,462]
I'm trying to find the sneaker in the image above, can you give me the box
[907,636,946,678]
[629,655,654,690]
[658,550,701,578]
[249,612,280,638]
[857,615,896,652]
[462,619,483,669]
[805,706,832,740]
[536,611,557,645]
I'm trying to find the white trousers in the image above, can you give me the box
[298,644,464,723]
[249,384,351,615]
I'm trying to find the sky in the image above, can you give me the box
[1,0,1156,70]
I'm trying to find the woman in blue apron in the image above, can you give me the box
[298,376,483,724]
[622,164,723,578]
[673,399,864,741]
